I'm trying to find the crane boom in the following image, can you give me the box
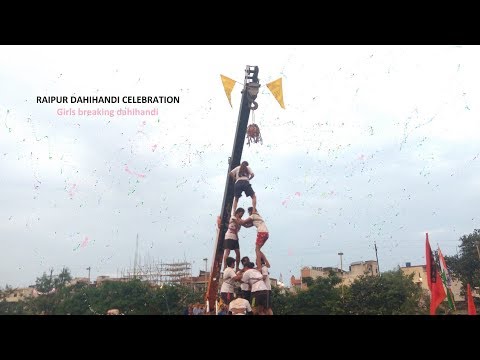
[205,65,260,311]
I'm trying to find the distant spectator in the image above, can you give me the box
[192,304,200,315]
[218,304,229,315]
[184,305,193,315]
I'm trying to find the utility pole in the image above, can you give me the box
[205,65,260,312]
[203,258,208,291]
[338,252,344,299]
[476,241,480,260]
[49,268,54,290]
[374,241,380,275]
[86,266,91,283]
[134,234,139,279]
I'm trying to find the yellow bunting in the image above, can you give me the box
[220,75,236,108]
[266,78,285,109]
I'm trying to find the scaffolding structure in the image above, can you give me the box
[119,258,192,286]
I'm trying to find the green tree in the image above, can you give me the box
[35,270,55,293]
[88,279,154,315]
[164,284,203,314]
[0,284,14,300]
[290,272,344,315]
[27,267,74,314]
[0,301,28,315]
[301,276,314,287]
[24,269,222,315]
[55,281,203,315]
[445,229,480,295]
[346,270,424,315]
[55,267,72,288]
[270,286,294,315]
[54,282,93,315]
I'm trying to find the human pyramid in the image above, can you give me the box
[218,160,272,315]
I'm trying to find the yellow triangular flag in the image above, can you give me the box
[266,78,285,109]
[220,75,236,108]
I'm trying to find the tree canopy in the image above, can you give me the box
[445,228,480,295]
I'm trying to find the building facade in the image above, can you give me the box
[291,260,379,290]
[400,263,465,301]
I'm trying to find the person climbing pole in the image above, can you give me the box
[223,207,245,272]
[230,160,256,216]
[241,207,269,271]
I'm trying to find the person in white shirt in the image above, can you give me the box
[228,289,253,315]
[229,161,256,216]
[220,257,236,305]
[261,260,273,315]
[242,207,270,270]
[236,256,251,303]
[239,261,269,315]
[232,257,252,304]
[223,208,245,272]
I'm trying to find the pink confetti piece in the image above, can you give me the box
[68,184,77,199]
[125,165,145,178]
[80,236,89,248]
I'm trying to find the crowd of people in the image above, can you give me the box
[184,304,207,315]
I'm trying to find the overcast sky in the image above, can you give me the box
[1,45,479,288]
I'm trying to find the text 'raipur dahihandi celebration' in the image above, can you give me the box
[36,96,180,104]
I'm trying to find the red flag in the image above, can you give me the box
[467,284,477,315]
[425,233,446,315]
